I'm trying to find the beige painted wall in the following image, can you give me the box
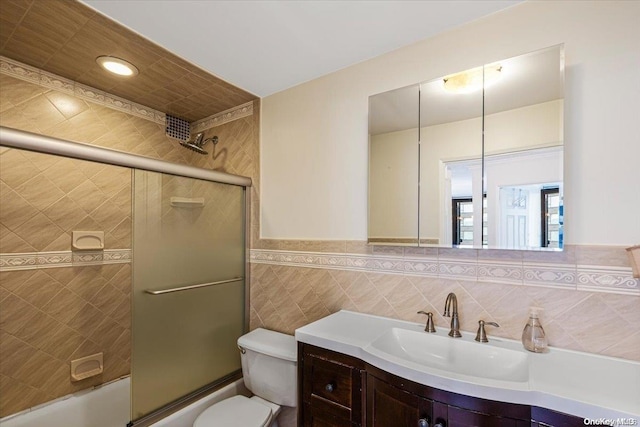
[261,1,640,245]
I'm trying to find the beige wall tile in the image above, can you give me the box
[42,196,87,232]
[12,270,63,309]
[0,104,42,133]
[11,213,65,250]
[13,310,63,350]
[41,288,85,325]
[576,245,630,267]
[249,262,640,362]
[0,294,40,335]
[0,374,50,417]
[0,224,37,252]
[67,180,106,213]
[66,303,106,337]
[41,324,85,361]
[42,158,89,193]
[20,94,67,132]
[45,90,89,119]
[15,174,65,211]
[0,331,39,377]
[0,75,48,111]
[0,149,42,189]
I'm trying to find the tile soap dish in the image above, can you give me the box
[71,352,103,381]
[72,231,104,250]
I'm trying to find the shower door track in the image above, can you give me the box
[0,127,252,187]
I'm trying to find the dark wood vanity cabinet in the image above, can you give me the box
[366,365,530,427]
[299,343,366,426]
[299,343,584,427]
[367,375,438,427]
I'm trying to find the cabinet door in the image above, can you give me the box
[448,405,521,427]
[367,376,432,427]
[303,402,354,427]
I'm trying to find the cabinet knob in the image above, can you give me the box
[418,417,430,427]
[325,382,335,392]
[434,422,446,427]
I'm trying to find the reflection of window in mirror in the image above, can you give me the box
[453,198,473,246]
[541,187,561,248]
[452,196,487,247]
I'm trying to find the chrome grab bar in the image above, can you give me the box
[145,277,244,295]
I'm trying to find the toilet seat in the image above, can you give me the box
[193,395,273,427]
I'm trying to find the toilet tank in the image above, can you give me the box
[237,328,297,407]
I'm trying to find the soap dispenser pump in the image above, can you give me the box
[522,307,548,353]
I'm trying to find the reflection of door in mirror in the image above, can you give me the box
[488,147,563,249]
[484,45,564,250]
[368,85,420,245]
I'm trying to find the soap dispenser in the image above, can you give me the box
[522,307,548,353]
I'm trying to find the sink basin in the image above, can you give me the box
[366,327,529,383]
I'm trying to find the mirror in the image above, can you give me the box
[368,45,564,250]
[368,85,420,245]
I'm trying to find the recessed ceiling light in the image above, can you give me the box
[96,56,139,77]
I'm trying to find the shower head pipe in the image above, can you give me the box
[180,132,218,155]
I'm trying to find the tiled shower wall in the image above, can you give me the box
[0,65,259,417]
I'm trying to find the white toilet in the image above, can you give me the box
[193,328,297,427]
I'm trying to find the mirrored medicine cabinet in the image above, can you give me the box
[368,44,564,250]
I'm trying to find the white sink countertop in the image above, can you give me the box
[295,310,640,419]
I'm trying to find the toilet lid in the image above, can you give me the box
[193,395,272,427]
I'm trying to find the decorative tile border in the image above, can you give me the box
[477,261,524,284]
[0,56,165,125]
[250,249,639,295]
[523,263,576,289]
[577,265,639,294]
[190,101,254,133]
[0,249,131,271]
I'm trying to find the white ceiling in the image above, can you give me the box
[82,0,523,97]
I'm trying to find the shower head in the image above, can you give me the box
[179,133,218,155]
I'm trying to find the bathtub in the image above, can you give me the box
[0,377,130,427]
[0,377,248,427]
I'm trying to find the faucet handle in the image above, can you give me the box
[417,311,436,333]
[475,320,499,343]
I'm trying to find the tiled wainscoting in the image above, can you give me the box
[249,244,640,362]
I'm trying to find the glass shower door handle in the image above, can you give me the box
[144,277,244,295]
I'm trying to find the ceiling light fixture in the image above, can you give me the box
[96,56,139,77]
[443,64,502,94]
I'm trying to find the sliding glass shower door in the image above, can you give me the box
[131,170,246,421]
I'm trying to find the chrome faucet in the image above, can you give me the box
[443,292,462,338]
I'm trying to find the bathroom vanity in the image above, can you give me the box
[296,311,640,427]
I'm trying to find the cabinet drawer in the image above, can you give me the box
[306,356,353,407]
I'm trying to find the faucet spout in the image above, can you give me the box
[443,292,462,338]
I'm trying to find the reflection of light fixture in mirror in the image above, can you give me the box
[443,65,502,94]
[96,56,139,76]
